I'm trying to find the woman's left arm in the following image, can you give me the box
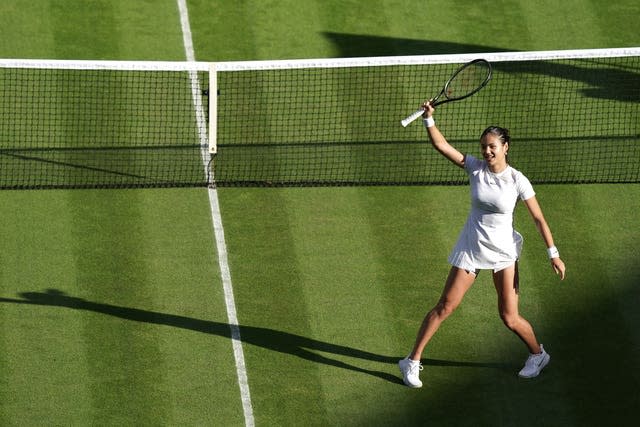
[523,196,566,280]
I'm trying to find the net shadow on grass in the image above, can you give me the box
[324,32,640,103]
[322,33,511,57]
[0,288,513,385]
[0,145,208,189]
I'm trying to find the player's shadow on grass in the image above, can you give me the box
[0,289,513,384]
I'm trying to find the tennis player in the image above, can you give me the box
[399,101,566,388]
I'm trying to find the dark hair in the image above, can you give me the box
[481,126,511,145]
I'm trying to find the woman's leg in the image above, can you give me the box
[493,262,541,354]
[409,267,477,361]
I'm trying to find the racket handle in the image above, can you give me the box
[401,108,425,127]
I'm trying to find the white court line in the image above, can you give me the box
[176,1,255,426]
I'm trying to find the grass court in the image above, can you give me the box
[0,1,638,425]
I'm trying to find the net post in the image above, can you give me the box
[209,62,218,154]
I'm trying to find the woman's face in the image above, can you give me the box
[480,134,508,170]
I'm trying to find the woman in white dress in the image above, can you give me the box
[399,101,566,388]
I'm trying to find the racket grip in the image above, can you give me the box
[401,108,425,127]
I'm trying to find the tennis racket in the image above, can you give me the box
[400,58,492,127]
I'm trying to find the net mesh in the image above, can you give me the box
[0,49,638,189]
[0,62,209,189]
[215,50,640,186]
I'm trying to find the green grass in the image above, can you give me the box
[0,188,245,425]
[189,0,639,61]
[0,0,638,426]
[219,184,640,426]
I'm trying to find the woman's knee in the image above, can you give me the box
[432,300,458,319]
[499,311,520,330]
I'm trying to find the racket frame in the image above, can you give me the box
[401,58,492,127]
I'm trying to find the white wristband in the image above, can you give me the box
[547,246,559,259]
[423,117,435,128]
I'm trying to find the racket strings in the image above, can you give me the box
[446,65,491,99]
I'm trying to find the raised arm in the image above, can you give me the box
[422,102,465,168]
[522,195,566,280]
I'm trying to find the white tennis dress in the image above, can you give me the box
[448,155,536,273]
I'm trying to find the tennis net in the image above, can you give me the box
[0,59,210,189]
[1,48,638,189]
[213,48,640,186]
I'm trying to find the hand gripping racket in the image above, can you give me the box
[400,58,492,127]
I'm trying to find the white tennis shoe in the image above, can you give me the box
[399,357,423,388]
[518,344,550,378]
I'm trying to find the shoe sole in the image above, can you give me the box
[403,381,422,388]
[518,353,550,378]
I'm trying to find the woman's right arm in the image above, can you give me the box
[423,102,465,168]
